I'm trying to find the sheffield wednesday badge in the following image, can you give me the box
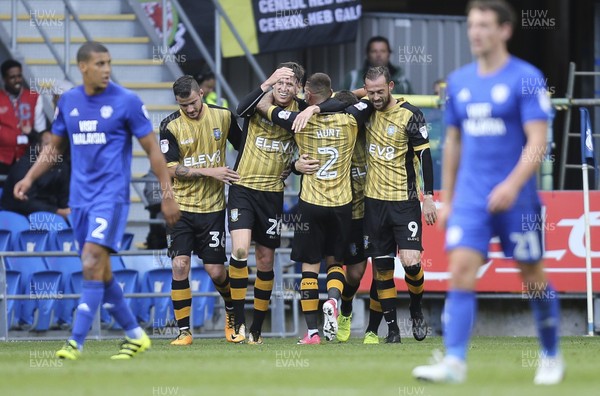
[213,128,221,141]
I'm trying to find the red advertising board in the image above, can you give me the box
[358,191,600,293]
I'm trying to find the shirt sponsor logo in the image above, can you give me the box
[183,150,222,167]
[72,132,107,145]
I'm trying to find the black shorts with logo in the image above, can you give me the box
[364,197,423,256]
[344,218,366,265]
[291,199,352,264]
[167,210,227,264]
[227,184,283,249]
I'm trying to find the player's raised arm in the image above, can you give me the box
[14,134,67,201]
[237,67,294,117]
[226,111,242,151]
[345,99,374,128]
[138,133,180,226]
[256,91,298,133]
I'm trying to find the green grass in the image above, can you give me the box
[1,336,598,396]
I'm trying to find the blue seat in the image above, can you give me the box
[190,266,216,328]
[145,268,173,328]
[110,256,125,270]
[54,228,77,252]
[120,233,134,250]
[121,254,171,323]
[5,270,21,328]
[45,256,82,326]
[29,270,63,331]
[5,256,61,330]
[28,211,70,249]
[17,230,50,252]
[0,211,30,249]
[0,230,11,251]
[103,269,139,329]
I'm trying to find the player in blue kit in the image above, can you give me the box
[412,0,563,385]
[14,41,180,360]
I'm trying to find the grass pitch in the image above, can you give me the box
[1,336,598,396]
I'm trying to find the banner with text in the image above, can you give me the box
[358,191,600,294]
[220,0,361,58]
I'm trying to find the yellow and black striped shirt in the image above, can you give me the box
[235,89,298,192]
[267,102,371,207]
[350,127,367,219]
[160,105,241,213]
[365,99,430,202]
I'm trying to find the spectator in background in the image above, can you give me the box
[1,130,70,218]
[195,70,229,108]
[344,36,413,94]
[0,60,47,181]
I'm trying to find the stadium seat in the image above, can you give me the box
[29,270,63,331]
[17,230,50,252]
[4,256,62,330]
[0,230,11,251]
[121,254,171,323]
[103,269,139,329]
[110,256,125,271]
[0,211,30,249]
[28,211,70,250]
[144,268,174,328]
[54,228,77,252]
[121,233,134,250]
[5,270,21,328]
[190,266,216,328]
[45,256,82,327]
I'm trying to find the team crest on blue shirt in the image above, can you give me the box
[100,105,113,119]
[387,125,396,136]
[213,128,221,141]
[230,208,239,222]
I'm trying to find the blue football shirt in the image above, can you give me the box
[445,56,552,210]
[52,82,152,207]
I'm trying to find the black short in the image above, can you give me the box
[227,184,283,249]
[166,210,226,263]
[364,197,423,256]
[344,218,366,265]
[291,199,352,264]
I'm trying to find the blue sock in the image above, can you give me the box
[103,277,141,339]
[529,283,560,357]
[71,280,105,348]
[443,289,477,361]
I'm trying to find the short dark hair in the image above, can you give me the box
[364,66,392,84]
[366,36,391,54]
[1,59,21,78]
[278,61,305,84]
[305,73,332,99]
[173,75,200,98]
[466,0,516,27]
[334,90,358,107]
[77,41,109,63]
